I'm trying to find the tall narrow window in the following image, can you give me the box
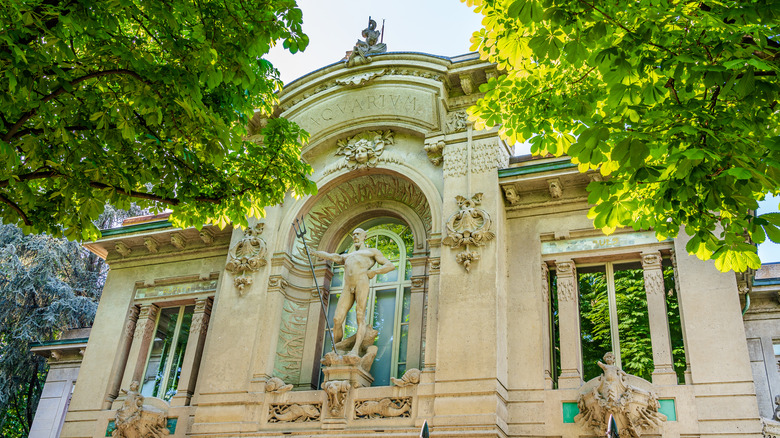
[578,262,653,381]
[322,223,413,386]
[141,305,194,401]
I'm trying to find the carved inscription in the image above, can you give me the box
[272,300,308,383]
[294,90,435,135]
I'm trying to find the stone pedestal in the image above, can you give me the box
[321,362,373,388]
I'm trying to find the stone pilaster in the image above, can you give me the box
[541,263,553,389]
[103,305,139,409]
[641,251,677,385]
[117,303,159,404]
[555,260,582,389]
[171,298,212,406]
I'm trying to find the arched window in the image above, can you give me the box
[321,222,414,386]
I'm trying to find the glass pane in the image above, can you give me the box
[371,288,397,386]
[663,264,687,384]
[377,261,399,283]
[578,268,612,381]
[550,270,560,388]
[397,324,409,367]
[405,260,412,280]
[401,287,411,323]
[331,266,344,288]
[141,307,181,398]
[396,363,406,379]
[163,306,194,401]
[375,235,401,260]
[613,267,653,382]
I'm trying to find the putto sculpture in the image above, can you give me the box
[346,17,387,67]
[574,352,666,437]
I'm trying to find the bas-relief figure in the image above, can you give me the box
[574,352,666,438]
[354,397,412,419]
[112,381,169,438]
[268,403,321,423]
[310,228,395,359]
[346,17,387,67]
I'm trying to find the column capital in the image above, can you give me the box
[641,251,663,270]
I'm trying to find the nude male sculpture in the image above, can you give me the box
[310,228,395,357]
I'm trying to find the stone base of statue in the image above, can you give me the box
[321,327,378,389]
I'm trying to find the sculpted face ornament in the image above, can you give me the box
[225,223,268,295]
[335,130,393,171]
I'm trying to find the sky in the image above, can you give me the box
[265,1,780,265]
[265,0,483,84]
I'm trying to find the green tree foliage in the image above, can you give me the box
[0,205,144,436]
[465,0,780,271]
[1,0,316,241]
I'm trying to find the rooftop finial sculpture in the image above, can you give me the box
[346,16,387,67]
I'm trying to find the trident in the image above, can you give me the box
[293,217,336,354]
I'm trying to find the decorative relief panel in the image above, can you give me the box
[300,175,431,258]
[641,253,665,296]
[272,299,308,383]
[445,110,468,133]
[354,397,412,419]
[225,223,267,295]
[443,140,508,178]
[555,261,577,302]
[442,193,495,272]
[268,403,321,423]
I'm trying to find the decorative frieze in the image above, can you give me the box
[354,397,412,419]
[301,175,431,257]
[443,140,508,178]
[268,403,321,423]
[225,223,268,295]
[442,193,495,272]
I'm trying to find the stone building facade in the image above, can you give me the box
[35,49,780,437]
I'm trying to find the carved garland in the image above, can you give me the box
[442,193,495,272]
[224,223,267,296]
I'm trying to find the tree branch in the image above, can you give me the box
[0,192,31,225]
[3,69,149,142]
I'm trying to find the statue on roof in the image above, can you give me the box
[346,17,387,67]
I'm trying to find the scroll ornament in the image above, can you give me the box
[442,193,495,272]
[574,352,666,437]
[335,130,393,171]
[225,223,267,295]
